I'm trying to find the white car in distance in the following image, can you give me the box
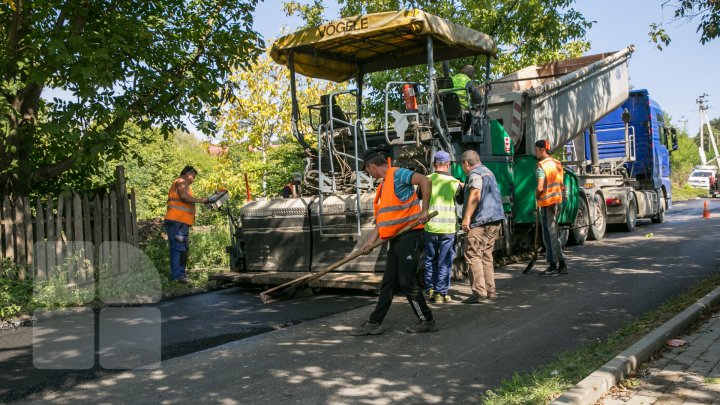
[687,165,717,192]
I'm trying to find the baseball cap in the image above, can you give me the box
[433,151,451,163]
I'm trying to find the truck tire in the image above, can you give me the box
[569,195,589,246]
[588,193,606,241]
[622,195,638,232]
[651,190,665,224]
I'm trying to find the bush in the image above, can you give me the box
[0,259,33,319]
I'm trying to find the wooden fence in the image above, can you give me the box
[0,166,138,282]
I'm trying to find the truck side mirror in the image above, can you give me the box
[670,128,679,151]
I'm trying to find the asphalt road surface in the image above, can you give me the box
[0,286,376,402]
[2,199,719,403]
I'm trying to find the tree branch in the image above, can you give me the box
[32,155,77,183]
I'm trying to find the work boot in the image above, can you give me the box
[406,319,438,334]
[462,294,485,304]
[350,320,384,336]
[539,263,560,277]
[434,294,444,304]
[424,289,435,300]
[558,260,568,274]
[443,294,453,303]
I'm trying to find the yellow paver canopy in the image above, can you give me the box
[270,9,497,82]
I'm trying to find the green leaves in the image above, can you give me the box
[1,0,264,195]
[652,1,720,47]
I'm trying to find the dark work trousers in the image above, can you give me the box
[369,229,434,324]
[164,220,189,280]
[540,204,564,264]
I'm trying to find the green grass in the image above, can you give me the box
[481,271,720,404]
[672,183,709,201]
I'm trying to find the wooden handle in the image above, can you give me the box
[259,211,438,301]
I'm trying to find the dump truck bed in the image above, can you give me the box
[487,46,634,154]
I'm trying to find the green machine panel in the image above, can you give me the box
[484,161,513,213]
[558,168,579,226]
[513,155,538,224]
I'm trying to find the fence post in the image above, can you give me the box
[93,194,102,275]
[35,198,46,280]
[2,196,13,273]
[73,193,85,283]
[115,166,129,272]
[23,197,33,280]
[101,192,110,276]
[55,195,65,282]
[110,190,118,274]
[130,188,138,248]
[83,194,93,281]
[46,196,56,276]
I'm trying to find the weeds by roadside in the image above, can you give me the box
[481,271,720,404]
[672,183,709,201]
[0,223,231,321]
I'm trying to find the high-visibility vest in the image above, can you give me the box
[373,167,424,239]
[165,178,196,225]
[425,172,460,234]
[537,157,564,207]
[452,73,472,109]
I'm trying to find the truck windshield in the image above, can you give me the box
[692,171,714,178]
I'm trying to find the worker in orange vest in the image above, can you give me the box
[534,140,567,276]
[351,148,435,336]
[164,166,209,283]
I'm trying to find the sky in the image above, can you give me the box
[253,0,719,138]
[42,1,719,139]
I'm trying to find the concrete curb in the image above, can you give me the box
[551,285,720,405]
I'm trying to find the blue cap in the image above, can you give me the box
[433,151,450,163]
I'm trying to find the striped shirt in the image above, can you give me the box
[393,168,415,202]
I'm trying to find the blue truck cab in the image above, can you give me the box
[586,89,678,209]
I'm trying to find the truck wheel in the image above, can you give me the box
[651,191,665,224]
[569,195,589,246]
[623,197,638,232]
[588,193,606,241]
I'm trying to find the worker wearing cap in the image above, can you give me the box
[452,65,484,109]
[351,148,436,336]
[165,166,209,283]
[534,140,567,276]
[423,151,463,304]
[460,150,505,303]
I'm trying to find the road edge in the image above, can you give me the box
[550,284,720,405]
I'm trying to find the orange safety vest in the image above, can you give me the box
[537,157,564,207]
[165,178,196,225]
[373,167,424,239]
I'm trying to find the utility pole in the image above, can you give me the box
[697,94,720,168]
[679,116,688,133]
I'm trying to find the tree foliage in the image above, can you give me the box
[104,128,218,220]
[650,0,720,49]
[209,48,343,196]
[0,0,263,196]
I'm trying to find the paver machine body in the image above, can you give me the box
[215,10,633,289]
